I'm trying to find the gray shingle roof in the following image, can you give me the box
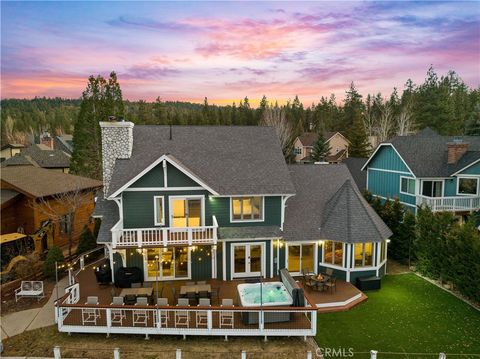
[107,126,295,197]
[93,194,119,244]
[344,157,368,191]
[387,131,480,177]
[218,226,282,240]
[2,144,71,169]
[283,164,391,243]
[1,155,37,167]
[55,135,74,155]
[320,180,392,243]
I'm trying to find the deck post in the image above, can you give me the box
[207,310,213,331]
[306,351,312,359]
[163,229,168,246]
[106,308,112,335]
[109,247,115,283]
[241,350,247,359]
[370,350,378,359]
[114,348,120,359]
[311,310,317,336]
[53,346,61,359]
[176,349,182,359]
[439,353,446,359]
[137,230,143,247]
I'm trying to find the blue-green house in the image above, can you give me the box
[362,128,480,216]
[93,121,392,284]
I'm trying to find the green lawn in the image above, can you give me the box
[316,274,480,358]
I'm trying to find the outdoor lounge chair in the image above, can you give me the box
[323,277,337,294]
[175,298,190,328]
[196,298,210,327]
[15,281,44,302]
[154,298,169,327]
[133,297,149,326]
[82,296,100,325]
[220,299,234,328]
[110,296,126,325]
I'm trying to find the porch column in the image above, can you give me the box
[107,244,115,283]
[211,245,217,279]
[345,243,351,282]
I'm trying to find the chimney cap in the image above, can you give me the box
[108,115,116,122]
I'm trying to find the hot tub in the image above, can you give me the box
[237,282,293,324]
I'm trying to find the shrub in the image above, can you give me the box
[43,246,65,278]
[76,225,96,255]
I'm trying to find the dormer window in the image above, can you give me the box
[231,196,263,222]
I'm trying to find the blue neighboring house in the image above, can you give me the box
[362,128,480,217]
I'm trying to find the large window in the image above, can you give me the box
[294,147,302,155]
[354,242,374,267]
[60,213,72,234]
[287,243,315,273]
[323,240,343,267]
[380,240,387,263]
[146,247,189,279]
[154,196,165,225]
[457,177,478,195]
[400,177,416,195]
[231,197,263,221]
[422,180,443,197]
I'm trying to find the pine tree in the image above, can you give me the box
[347,116,371,157]
[70,72,124,179]
[311,134,331,162]
[153,96,167,124]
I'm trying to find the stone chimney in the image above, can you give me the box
[99,119,134,196]
[447,141,469,164]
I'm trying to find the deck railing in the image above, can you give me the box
[416,195,480,212]
[55,284,317,338]
[111,216,218,248]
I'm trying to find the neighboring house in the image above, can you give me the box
[0,143,24,162]
[54,134,74,155]
[1,166,101,249]
[362,128,480,216]
[293,132,349,163]
[1,144,71,173]
[94,121,391,285]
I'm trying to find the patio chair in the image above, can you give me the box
[198,290,209,299]
[323,277,337,294]
[124,294,137,305]
[186,291,197,306]
[110,296,126,325]
[154,298,169,328]
[196,298,210,327]
[196,280,207,285]
[323,268,334,279]
[220,299,234,328]
[210,286,220,304]
[175,298,190,328]
[15,281,44,302]
[131,282,142,288]
[133,297,149,326]
[82,296,100,325]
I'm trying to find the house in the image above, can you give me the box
[0,143,24,162]
[344,157,368,192]
[54,134,74,155]
[293,132,348,163]
[95,121,390,284]
[1,144,71,173]
[362,128,480,215]
[1,166,101,250]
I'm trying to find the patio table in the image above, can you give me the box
[180,284,211,295]
[120,287,154,298]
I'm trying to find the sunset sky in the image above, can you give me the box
[1,1,479,106]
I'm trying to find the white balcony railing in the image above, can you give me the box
[111,216,218,248]
[416,195,480,212]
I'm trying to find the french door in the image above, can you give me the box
[232,243,264,278]
[145,247,190,280]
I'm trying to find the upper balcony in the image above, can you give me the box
[111,216,218,248]
[416,195,480,212]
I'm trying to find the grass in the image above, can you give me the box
[316,273,480,358]
[2,325,317,359]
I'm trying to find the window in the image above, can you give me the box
[422,180,443,197]
[287,243,315,273]
[323,240,343,267]
[294,148,302,155]
[154,196,165,225]
[380,241,387,263]
[231,197,263,221]
[60,213,72,235]
[400,177,416,195]
[354,242,374,267]
[458,177,478,195]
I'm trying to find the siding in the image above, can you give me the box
[318,265,347,281]
[191,245,212,280]
[129,164,164,187]
[126,248,145,274]
[349,269,378,284]
[167,163,199,187]
[367,169,416,206]
[458,161,480,175]
[368,145,410,173]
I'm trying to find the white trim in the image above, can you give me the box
[211,245,217,279]
[451,158,480,176]
[108,154,219,198]
[218,237,281,242]
[162,159,168,187]
[399,176,416,196]
[280,194,295,231]
[230,242,266,279]
[456,176,479,196]
[420,179,445,198]
[211,193,295,198]
[352,242,375,269]
[368,167,412,175]
[361,143,416,177]
[316,293,362,308]
[321,240,345,267]
[168,195,205,228]
[222,242,226,281]
[373,194,417,208]
[270,241,274,278]
[230,196,265,223]
[153,196,165,226]
[124,187,205,192]
[284,242,318,275]
[143,247,192,281]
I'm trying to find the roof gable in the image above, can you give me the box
[363,144,413,174]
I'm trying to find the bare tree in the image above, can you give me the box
[261,106,294,159]
[363,95,376,138]
[396,100,415,136]
[29,186,93,257]
[376,101,396,143]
